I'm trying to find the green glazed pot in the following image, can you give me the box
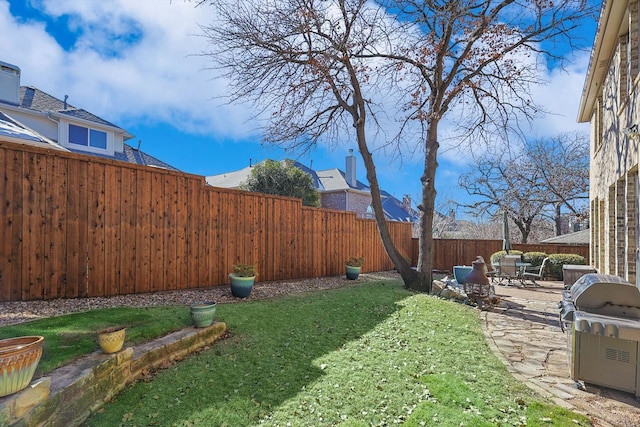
[229,274,255,298]
[345,265,361,280]
[190,302,217,328]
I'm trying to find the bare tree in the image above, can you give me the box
[199,0,423,289]
[198,0,595,291]
[372,0,595,287]
[459,133,589,242]
[526,132,589,235]
[459,149,548,243]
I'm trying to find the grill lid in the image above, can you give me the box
[567,273,640,319]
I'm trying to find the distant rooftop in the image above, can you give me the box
[541,229,590,244]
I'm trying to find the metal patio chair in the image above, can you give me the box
[522,257,550,287]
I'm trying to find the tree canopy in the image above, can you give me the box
[199,0,596,291]
[458,132,589,242]
[241,160,320,207]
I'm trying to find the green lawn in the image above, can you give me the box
[0,306,192,374]
[72,280,590,426]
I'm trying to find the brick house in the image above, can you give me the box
[578,1,639,284]
[207,150,420,224]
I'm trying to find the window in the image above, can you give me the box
[594,96,603,153]
[68,124,107,149]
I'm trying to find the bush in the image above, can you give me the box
[548,254,586,279]
[489,250,523,264]
[523,252,548,267]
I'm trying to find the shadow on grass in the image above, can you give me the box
[85,281,410,426]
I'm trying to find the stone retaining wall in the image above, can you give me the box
[0,323,226,427]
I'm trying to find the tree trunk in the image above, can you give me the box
[354,119,423,289]
[416,124,439,293]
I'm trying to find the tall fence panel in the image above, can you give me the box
[0,142,413,302]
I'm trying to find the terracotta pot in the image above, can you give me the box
[0,336,44,397]
[97,327,126,354]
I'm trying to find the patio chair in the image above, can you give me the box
[522,257,550,287]
[496,256,519,286]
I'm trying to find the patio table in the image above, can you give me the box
[491,261,531,286]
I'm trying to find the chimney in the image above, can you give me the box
[345,149,356,188]
[0,61,21,105]
[402,195,411,210]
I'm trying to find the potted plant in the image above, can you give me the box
[97,326,126,354]
[230,264,257,298]
[345,256,364,280]
[189,301,217,327]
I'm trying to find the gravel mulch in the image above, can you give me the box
[0,271,402,327]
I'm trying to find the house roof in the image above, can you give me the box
[380,190,420,223]
[17,86,131,135]
[578,1,625,122]
[206,158,418,223]
[0,89,178,170]
[0,111,68,151]
[316,168,370,192]
[206,160,371,192]
[206,160,324,189]
[541,229,590,244]
[65,143,180,170]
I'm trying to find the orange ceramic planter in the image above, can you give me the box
[0,336,44,397]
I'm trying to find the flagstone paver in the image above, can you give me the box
[483,281,640,427]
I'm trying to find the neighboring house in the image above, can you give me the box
[0,60,177,170]
[578,1,639,285]
[0,110,66,151]
[206,150,420,225]
[541,229,590,245]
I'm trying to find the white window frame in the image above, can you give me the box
[60,121,114,156]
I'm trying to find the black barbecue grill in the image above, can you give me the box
[559,273,640,397]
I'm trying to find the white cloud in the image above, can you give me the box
[0,0,258,139]
[530,52,592,136]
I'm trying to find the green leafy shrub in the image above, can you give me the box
[489,250,523,264]
[548,254,586,279]
[523,252,548,267]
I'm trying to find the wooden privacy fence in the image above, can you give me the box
[412,239,590,273]
[0,142,413,302]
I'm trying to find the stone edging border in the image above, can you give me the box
[0,322,227,427]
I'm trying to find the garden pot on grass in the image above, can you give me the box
[0,336,44,397]
[190,301,217,327]
[97,326,126,354]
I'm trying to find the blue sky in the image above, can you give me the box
[1,0,595,218]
